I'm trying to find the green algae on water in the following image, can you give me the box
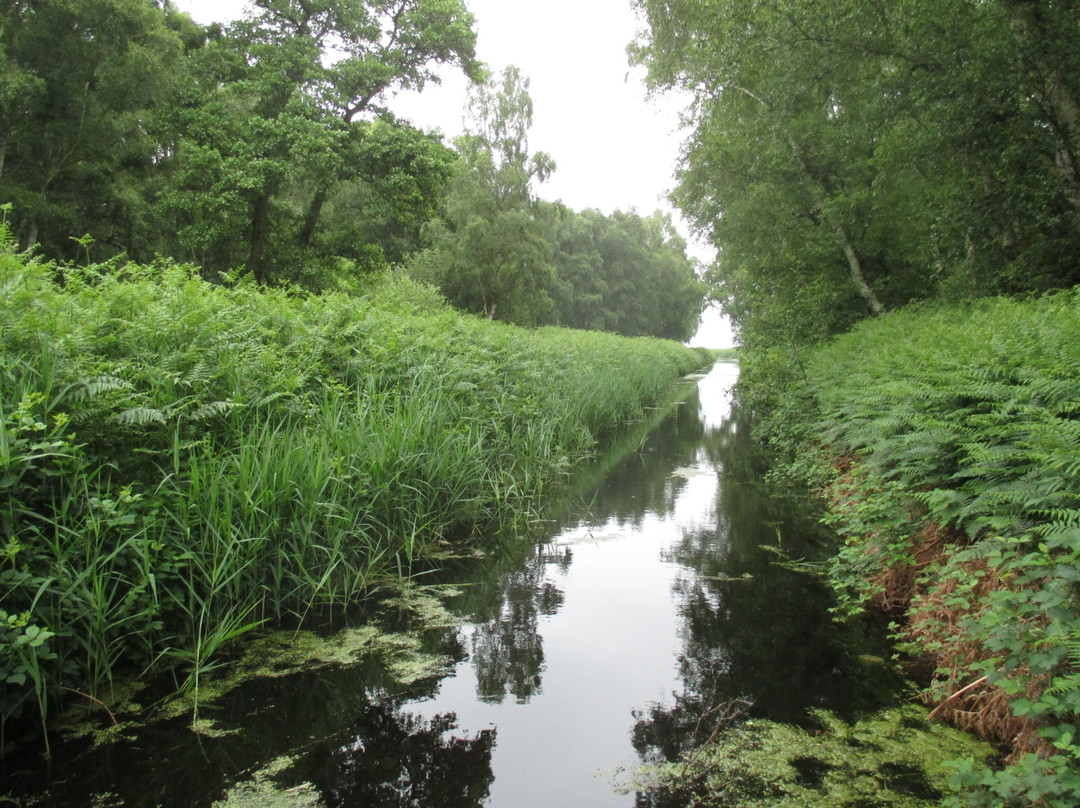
[212,755,323,808]
[368,631,453,685]
[58,590,459,750]
[376,580,464,630]
[635,705,994,807]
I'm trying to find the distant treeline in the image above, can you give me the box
[0,0,704,340]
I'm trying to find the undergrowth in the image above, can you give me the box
[764,292,1080,807]
[0,226,708,748]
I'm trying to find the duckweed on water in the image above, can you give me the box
[212,755,322,808]
[639,705,994,807]
[56,599,457,750]
[376,580,465,630]
[189,717,243,738]
[160,617,453,718]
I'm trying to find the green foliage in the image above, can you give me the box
[0,609,57,748]
[539,203,706,341]
[0,0,480,285]
[0,0,190,261]
[776,292,1080,806]
[412,66,556,324]
[0,232,705,744]
[312,119,459,268]
[632,0,1080,363]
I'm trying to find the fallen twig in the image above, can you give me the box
[927,676,989,720]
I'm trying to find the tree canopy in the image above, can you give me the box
[631,0,1080,351]
[408,66,705,339]
[0,0,481,281]
[410,66,557,324]
[1,1,706,339]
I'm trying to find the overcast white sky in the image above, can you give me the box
[176,0,732,347]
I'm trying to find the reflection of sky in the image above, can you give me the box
[694,361,739,430]
[412,364,738,807]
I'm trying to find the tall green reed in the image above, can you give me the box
[1,236,707,743]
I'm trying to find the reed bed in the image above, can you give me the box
[0,234,708,739]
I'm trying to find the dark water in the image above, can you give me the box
[4,362,898,807]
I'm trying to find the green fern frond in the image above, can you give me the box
[79,375,131,398]
[191,400,241,421]
[114,406,166,426]
[1046,628,1080,696]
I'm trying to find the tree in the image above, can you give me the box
[306,117,458,268]
[159,0,481,284]
[540,204,705,341]
[630,0,1080,348]
[293,0,484,252]
[412,66,556,324]
[0,0,191,260]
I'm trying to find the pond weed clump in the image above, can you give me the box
[638,705,992,808]
[0,230,707,747]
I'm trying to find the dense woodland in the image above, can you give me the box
[632,0,1080,352]
[0,0,705,340]
[632,1,1080,805]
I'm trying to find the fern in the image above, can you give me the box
[78,375,132,398]
[793,290,1080,803]
[1045,628,1080,697]
[113,406,166,426]
[191,400,241,421]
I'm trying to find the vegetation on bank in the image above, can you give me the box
[0,229,708,748]
[729,293,1080,807]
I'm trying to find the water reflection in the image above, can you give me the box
[631,393,902,769]
[12,668,497,808]
[302,701,495,807]
[5,363,899,807]
[469,547,569,704]
[417,362,898,806]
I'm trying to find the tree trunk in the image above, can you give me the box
[298,187,327,249]
[247,192,272,284]
[836,225,886,316]
[19,218,37,252]
[1004,0,1080,230]
[1046,77,1080,232]
[783,131,887,315]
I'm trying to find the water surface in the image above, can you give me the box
[6,362,897,806]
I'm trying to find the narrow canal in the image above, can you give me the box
[7,361,896,806]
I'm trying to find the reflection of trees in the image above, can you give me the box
[468,545,568,703]
[549,386,711,534]
[458,383,729,709]
[422,384,716,707]
[17,663,489,807]
[303,698,495,807]
[635,404,902,765]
